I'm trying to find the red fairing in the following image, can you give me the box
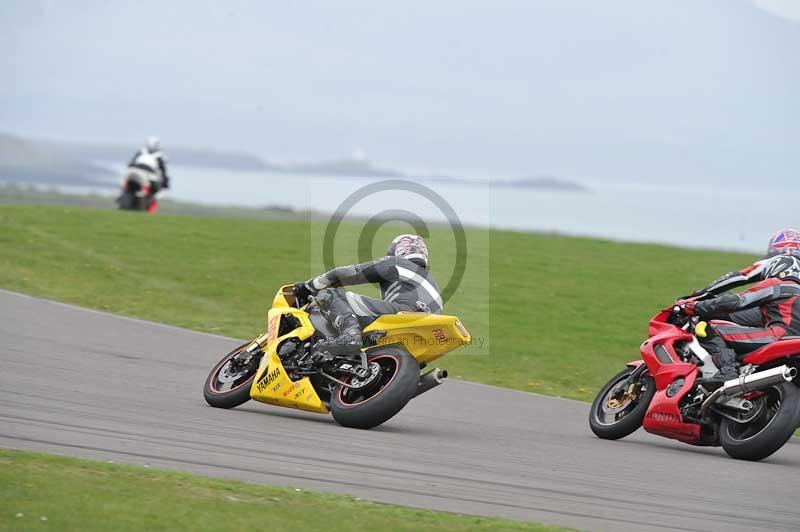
[639,310,703,444]
[743,338,800,365]
[648,309,674,337]
[642,373,701,444]
[641,321,693,390]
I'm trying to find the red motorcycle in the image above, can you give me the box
[590,295,800,461]
[116,170,160,213]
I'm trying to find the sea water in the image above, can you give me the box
[33,164,798,254]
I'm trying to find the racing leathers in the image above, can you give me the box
[298,256,443,355]
[691,256,777,328]
[128,149,169,195]
[687,278,800,379]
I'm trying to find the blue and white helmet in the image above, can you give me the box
[387,234,428,268]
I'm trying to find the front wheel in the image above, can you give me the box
[719,382,800,461]
[117,191,136,210]
[589,367,655,440]
[203,343,261,409]
[330,347,420,430]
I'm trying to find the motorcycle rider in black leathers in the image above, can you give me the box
[684,253,800,384]
[293,234,441,356]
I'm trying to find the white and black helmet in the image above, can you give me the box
[387,234,428,268]
[145,137,161,153]
[765,254,800,283]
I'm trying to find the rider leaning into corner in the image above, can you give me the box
[128,137,170,197]
[679,228,800,384]
[293,234,442,356]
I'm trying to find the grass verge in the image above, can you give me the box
[1,204,754,400]
[0,449,565,532]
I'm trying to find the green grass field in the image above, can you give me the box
[1,204,754,400]
[0,450,564,532]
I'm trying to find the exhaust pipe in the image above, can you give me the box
[700,364,797,418]
[414,368,448,398]
[721,365,797,396]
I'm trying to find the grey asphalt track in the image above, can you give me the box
[2,289,800,531]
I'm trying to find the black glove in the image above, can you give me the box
[293,282,314,305]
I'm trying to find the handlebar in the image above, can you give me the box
[667,306,691,327]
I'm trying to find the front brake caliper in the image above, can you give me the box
[607,378,640,409]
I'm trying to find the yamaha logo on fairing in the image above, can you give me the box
[256,366,281,393]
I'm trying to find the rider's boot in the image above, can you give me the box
[314,289,363,356]
[701,337,739,387]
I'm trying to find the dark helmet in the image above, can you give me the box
[764,254,800,283]
[387,234,428,268]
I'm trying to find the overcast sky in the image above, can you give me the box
[1,0,798,184]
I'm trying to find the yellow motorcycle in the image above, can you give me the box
[203,285,471,429]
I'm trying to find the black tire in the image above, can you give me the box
[117,191,136,210]
[796,380,800,429]
[330,346,420,430]
[719,382,800,461]
[589,367,655,440]
[203,343,260,409]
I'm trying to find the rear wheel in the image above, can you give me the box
[330,347,419,430]
[720,382,800,461]
[589,367,655,440]
[203,343,261,409]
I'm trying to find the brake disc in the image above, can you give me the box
[348,362,381,390]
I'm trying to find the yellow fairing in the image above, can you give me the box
[248,306,329,414]
[271,285,296,309]
[250,286,470,412]
[364,313,471,366]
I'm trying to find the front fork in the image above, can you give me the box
[611,363,648,400]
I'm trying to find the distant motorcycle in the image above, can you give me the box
[116,170,161,213]
[590,294,800,461]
